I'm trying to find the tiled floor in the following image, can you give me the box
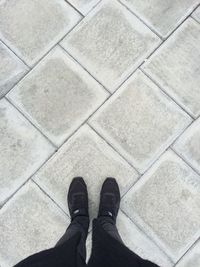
[0,0,200,267]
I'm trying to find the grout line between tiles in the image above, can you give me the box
[0,149,55,210]
[140,68,195,120]
[118,0,200,40]
[58,44,111,95]
[32,179,70,219]
[170,147,200,177]
[174,237,200,266]
[87,123,140,173]
[1,20,86,99]
[0,38,30,69]
[64,0,84,16]
[65,0,102,16]
[120,209,174,264]
[5,96,57,149]
[191,14,200,24]
[117,0,163,39]
[116,116,195,203]
[1,2,200,263]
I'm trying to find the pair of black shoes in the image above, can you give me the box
[68,177,120,224]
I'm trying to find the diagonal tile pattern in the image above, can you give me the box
[117,211,173,267]
[0,0,200,266]
[173,118,200,174]
[0,41,28,98]
[34,125,138,219]
[0,181,69,267]
[143,18,200,118]
[61,0,160,92]
[175,240,200,267]
[7,47,108,146]
[0,98,54,206]
[89,70,191,173]
[120,0,199,38]
[68,0,100,15]
[193,6,200,22]
[0,0,81,66]
[121,150,200,261]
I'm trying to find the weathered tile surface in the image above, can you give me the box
[61,0,160,92]
[121,150,200,261]
[7,47,108,146]
[0,0,81,66]
[90,70,191,173]
[0,98,54,206]
[121,0,199,38]
[193,6,200,22]
[0,0,200,264]
[117,211,173,267]
[69,0,100,15]
[143,19,200,118]
[34,125,138,219]
[173,118,200,174]
[0,181,69,267]
[0,41,28,98]
[176,240,200,267]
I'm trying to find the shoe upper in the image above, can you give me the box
[98,177,121,223]
[68,177,89,220]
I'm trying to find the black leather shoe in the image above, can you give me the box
[68,177,89,220]
[98,178,120,223]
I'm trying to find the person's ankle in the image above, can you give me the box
[72,215,89,233]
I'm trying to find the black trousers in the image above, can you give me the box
[55,216,123,262]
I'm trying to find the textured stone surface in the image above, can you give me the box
[117,211,173,267]
[0,0,81,66]
[176,240,200,267]
[69,0,100,15]
[121,0,199,37]
[173,118,200,174]
[7,47,108,146]
[90,70,191,173]
[34,125,138,219]
[143,19,200,118]
[61,0,160,92]
[121,150,200,261]
[0,98,54,206]
[0,41,28,98]
[193,7,200,22]
[0,181,68,267]
[0,0,200,265]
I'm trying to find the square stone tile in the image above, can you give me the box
[121,0,199,38]
[0,98,54,206]
[121,150,200,261]
[68,0,100,15]
[173,118,200,174]
[89,70,191,173]
[61,0,160,92]
[176,240,200,267]
[0,181,69,267]
[117,211,173,267]
[7,47,108,146]
[0,0,81,66]
[34,125,138,220]
[193,6,200,23]
[0,41,28,98]
[143,18,200,118]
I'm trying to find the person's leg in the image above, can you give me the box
[97,216,123,243]
[97,177,123,243]
[55,177,89,261]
